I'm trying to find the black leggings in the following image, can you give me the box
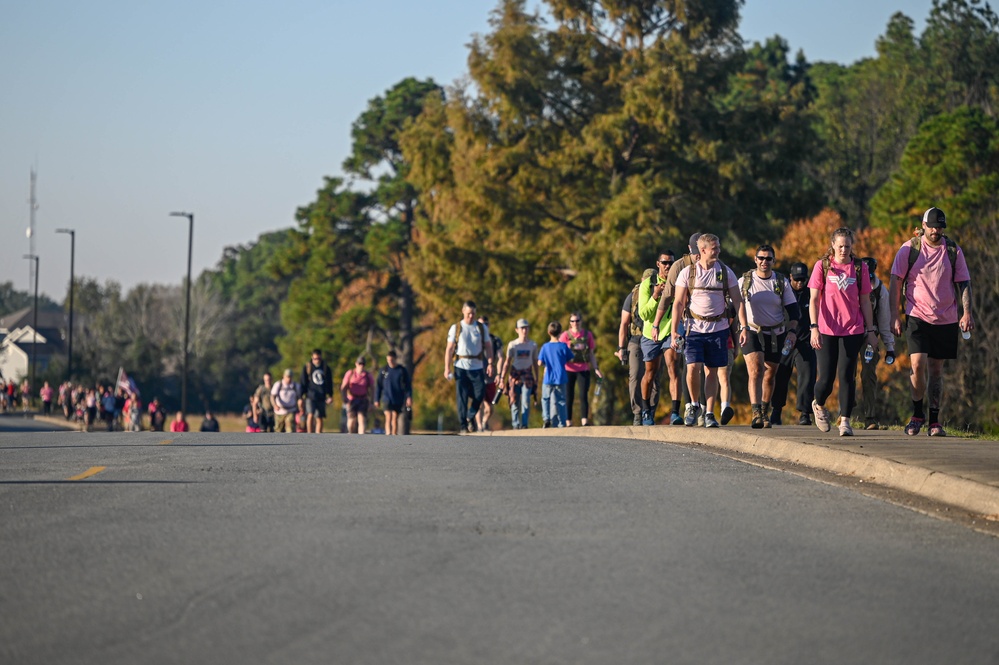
[814,333,863,418]
[567,370,592,422]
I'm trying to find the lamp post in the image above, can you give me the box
[169,212,194,416]
[23,254,39,408]
[55,229,75,381]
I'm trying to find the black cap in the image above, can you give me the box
[922,207,946,228]
[789,262,809,280]
[688,233,702,256]
[862,256,878,271]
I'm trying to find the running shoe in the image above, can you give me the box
[720,405,735,426]
[633,415,642,426]
[904,417,924,436]
[703,412,719,428]
[683,403,701,427]
[670,411,683,426]
[865,420,879,431]
[839,421,854,436]
[928,422,946,437]
[798,413,811,426]
[641,410,654,426]
[811,400,831,433]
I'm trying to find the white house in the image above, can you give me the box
[0,307,66,383]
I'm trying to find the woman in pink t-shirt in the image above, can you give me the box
[558,312,603,426]
[807,227,878,437]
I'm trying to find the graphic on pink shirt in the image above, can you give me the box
[889,240,970,325]
[807,258,871,337]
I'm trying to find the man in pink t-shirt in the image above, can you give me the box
[888,207,974,438]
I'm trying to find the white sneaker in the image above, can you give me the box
[812,400,830,433]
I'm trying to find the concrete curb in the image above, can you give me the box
[480,425,999,522]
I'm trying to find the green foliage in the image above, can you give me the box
[0,281,58,316]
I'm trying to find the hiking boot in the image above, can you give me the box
[703,412,719,428]
[641,410,654,426]
[683,403,701,427]
[720,405,735,426]
[928,422,946,437]
[839,421,854,437]
[633,415,642,426]
[811,400,831,433]
[770,408,782,426]
[670,411,683,426]
[904,417,924,436]
[762,403,773,429]
[751,405,764,429]
[798,413,811,426]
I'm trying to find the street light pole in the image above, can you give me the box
[55,229,75,381]
[23,254,39,408]
[169,212,194,416]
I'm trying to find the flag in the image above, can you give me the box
[116,367,140,397]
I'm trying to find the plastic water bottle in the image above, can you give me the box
[885,350,896,365]
[781,337,794,356]
[962,330,972,340]
[673,336,685,354]
[594,377,603,397]
[864,344,874,364]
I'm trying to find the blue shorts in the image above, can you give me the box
[684,329,730,368]
[640,335,670,362]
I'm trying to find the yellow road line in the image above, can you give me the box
[158,439,173,446]
[67,466,106,481]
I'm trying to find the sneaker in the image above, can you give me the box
[812,400,831,433]
[633,415,642,426]
[798,413,811,426]
[670,411,683,426]
[904,417,924,436]
[720,405,735,426]
[770,409,782,426]
[751,405,764,429]
[683,403,701,427]
[928,422,946,437]
[865,421,879,431]
[641,410,654,426]
[704,412,719,428]
[839,421,854,437]
[542,420,551,429]
[696,414,705,427]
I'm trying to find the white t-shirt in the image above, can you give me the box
[505,339,538,372]
[676,262,738,334]
[448,320,491,370]
[739,271,797,332]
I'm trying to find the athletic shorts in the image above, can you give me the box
[906,316,959,360]
[684,329,730,368]
[347,397,369,416]
[383,401,404,413]
[741,329,787,364]
[640,334,670,362]
[484,381,497,403]
[305,397,327,418]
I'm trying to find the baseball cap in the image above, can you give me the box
[789,262,809,280]
[862,256,878,271]
[283,369,293,378]
[922,207,946,228]
[516,318,530,328]
[688,233,702,256]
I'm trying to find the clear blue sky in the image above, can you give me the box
[1,0,933,302]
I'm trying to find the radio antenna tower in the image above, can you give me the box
[27,168,38,289]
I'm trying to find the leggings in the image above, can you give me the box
[814,333,863,418]
[566,370,592,422]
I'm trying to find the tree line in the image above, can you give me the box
[11,0,998,432]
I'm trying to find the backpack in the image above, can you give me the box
[820,254,865,311]
[684,261,734,322]
[741,270,789,333]
[452,319,487,362]
[902,233,960,299]
[629,282,643,337]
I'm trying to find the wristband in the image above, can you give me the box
[809,323,818,330]
[652,325,659,329]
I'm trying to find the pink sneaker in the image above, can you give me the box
[811,400,830,433]
[928,422,946,437]
[904,417,924,436]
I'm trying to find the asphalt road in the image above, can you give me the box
[2,431,998,665]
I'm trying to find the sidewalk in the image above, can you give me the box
[481,424,999,523]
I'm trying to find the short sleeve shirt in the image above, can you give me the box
[506,339,538,372]
[807,258,871,336]
[889,239,970,325]
[558,329,595,372]
[448,321,490,370]
[676,262,738,334]
[740,272,797,332]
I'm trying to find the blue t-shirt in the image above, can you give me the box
[538,341,573,386]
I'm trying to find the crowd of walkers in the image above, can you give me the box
[446,206,974,437]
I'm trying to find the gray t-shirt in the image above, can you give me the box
[448,321,491,370]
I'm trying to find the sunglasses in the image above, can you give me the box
[569,319,581,323]
[657,259,673,265]
[756,256,774,262]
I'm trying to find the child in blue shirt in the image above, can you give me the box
[537,320,574,427]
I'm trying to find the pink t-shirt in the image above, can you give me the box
[558,329,595,373]
[676,262,738,334]
[807,258,872,336]
[889,239,970,325]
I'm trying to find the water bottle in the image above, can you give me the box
[962,330,972,340]
[885,350,896,365]
[491,386,503,405]
[781,337,794,356]
[594,377,603,397]
[673,336,685,354]
[864,344,874,364]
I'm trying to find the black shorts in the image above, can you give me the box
[906,316,959,360]
[305,397,327,418]
[740,329,787,364]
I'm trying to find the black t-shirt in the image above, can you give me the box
[302,361,333,399]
